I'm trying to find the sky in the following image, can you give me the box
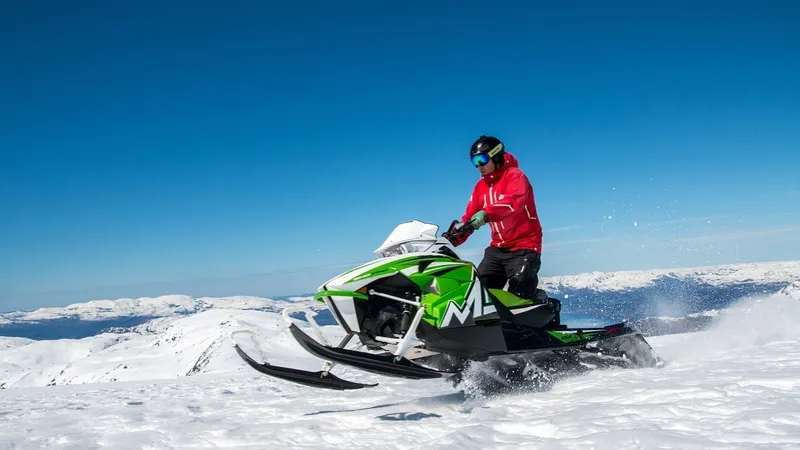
[1,0,799,312]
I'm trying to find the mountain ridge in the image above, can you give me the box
[541,259,800,292]
[3,260,798,326]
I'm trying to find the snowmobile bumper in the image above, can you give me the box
[288,322,457,380]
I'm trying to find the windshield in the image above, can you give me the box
[378,240,435,258]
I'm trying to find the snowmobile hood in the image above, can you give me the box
[481,152,519,185]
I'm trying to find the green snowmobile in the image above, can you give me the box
[233,220,662,390]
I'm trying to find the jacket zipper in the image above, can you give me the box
[488,185,504,243]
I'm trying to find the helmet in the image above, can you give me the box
[469,135,505,167]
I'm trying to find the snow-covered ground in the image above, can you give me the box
[1,283,799,448]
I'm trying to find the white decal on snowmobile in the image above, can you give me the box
[441,281,496,327]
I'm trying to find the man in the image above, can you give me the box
[447,135,545,302]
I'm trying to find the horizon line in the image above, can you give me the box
[3,258,798,314]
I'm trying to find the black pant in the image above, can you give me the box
[477,246,542,300]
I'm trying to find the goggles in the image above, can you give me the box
[471,153,490,167]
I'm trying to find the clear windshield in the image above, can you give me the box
[378,240,435,258]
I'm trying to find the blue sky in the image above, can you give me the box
[2,1,799,311]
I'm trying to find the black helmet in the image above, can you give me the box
[469,135,505,166]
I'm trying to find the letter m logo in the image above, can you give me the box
[440,280,496,328]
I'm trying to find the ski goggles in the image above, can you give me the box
[471,153,490,167]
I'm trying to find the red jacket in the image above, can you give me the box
[458,153,543,252]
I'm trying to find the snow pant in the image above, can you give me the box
[476,246,542,300]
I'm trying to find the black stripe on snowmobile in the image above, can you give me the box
[418,259,434,272]
[322,283,353,334]
[424,266,460,277]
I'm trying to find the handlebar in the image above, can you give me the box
[442,219,475,244]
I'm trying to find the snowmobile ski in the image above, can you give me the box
[233,343,377,390]
[288,323,457,380]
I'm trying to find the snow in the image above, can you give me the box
[542,259,800,292]
[2,283,800,448]
[779,280,800,298]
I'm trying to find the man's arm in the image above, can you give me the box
[460,182,482,224]
[483,170,530,222]
[447,183,482,246]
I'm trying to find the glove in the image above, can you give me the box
[443,221,473,246]
[470,211,488,229]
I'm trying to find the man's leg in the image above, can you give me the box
[477,246,508,289]
[503,250,560,327]
[504,250,542,300]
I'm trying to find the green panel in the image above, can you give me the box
[422,284,471,327]
[322,255,483,329]
[433,277,462,296]
[546,330,604,344]
[407,272,434,290]
[346,256,454,283]
[489,289,534,308]
[313,290,369,303]
[420,292,443,325]
[419,263,479,327]
[447,265,475,280]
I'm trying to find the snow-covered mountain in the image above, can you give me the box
[541,259,800,292]
[0,308,297,389]
[0,294,316,326]
[3,260,797,329]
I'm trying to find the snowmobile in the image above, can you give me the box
[233,220,662,391]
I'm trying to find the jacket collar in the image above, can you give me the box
[481,153,518,185]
